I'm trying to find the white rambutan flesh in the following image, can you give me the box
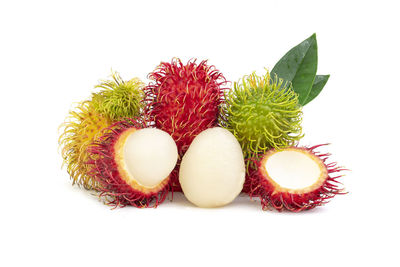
[88,119,179,208]
[179,127,245,208]
[264,149,327,192]
[119,128,178,188]
[248,145,345,212]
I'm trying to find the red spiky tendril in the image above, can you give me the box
[247,144,347,212]
[144,58,227,191]
[87,118,171,208]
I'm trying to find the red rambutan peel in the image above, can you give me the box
[144,58,227,191]
[87,118,176,208]
[247,144,346,212]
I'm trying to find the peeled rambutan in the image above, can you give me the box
[247,145,346,212]
[87,118,178,208]
[179,127,245,208]
[144,58,227,190]
[59,101,112,189]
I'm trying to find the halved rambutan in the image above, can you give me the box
[87,118,178,208]
[247,145,346,212]
[144,58,227,191]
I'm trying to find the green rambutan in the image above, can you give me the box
[92,71,145,121]
[220,71,303,162]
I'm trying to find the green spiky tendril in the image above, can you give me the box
[92,71,145,121]
[220,71,303,162]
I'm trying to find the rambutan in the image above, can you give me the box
[220,71,303,162]
[92,71,145,121]
[144,58,227,190]
[179,127,245,208]
[247,145,346,212]
[87,118,178,208]
[59,71,145,189]
[59,101,112,189]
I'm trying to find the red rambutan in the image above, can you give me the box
[87,118,178,208]
[247,144,346,212]
[144,58,227,191]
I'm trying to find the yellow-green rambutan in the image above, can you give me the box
[59,71,145,190]
[59,101,112,189]
[220,71,303,162]
[92,71,145,121]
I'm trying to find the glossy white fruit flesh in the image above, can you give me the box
[179,127,245,208]
[264,149,323,190]
[123,128,178,188]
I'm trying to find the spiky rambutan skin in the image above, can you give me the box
[144,58,227,191]
[92,71,145,122]
[59,101,112,190]
[59,71,145,190]
[220,71,303,162]
[87,118,171,208]
[247,145,346,212]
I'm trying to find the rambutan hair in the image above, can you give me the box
[87,118,171,208]
[59,100,112,190]
[92,71,145,122]
[59,71,145,190]
[144,58,227,190]
[247,144,346,212]
[220,71,303,162]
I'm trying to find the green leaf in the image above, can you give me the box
[303,74,330,106]
[271,33,318,105]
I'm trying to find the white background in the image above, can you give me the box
[1,0,399,266]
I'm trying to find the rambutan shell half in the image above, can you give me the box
[247,145,346,212]
[113,128,177,194]
[88,119,177,208]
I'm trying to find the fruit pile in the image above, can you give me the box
[59,34,346,212]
